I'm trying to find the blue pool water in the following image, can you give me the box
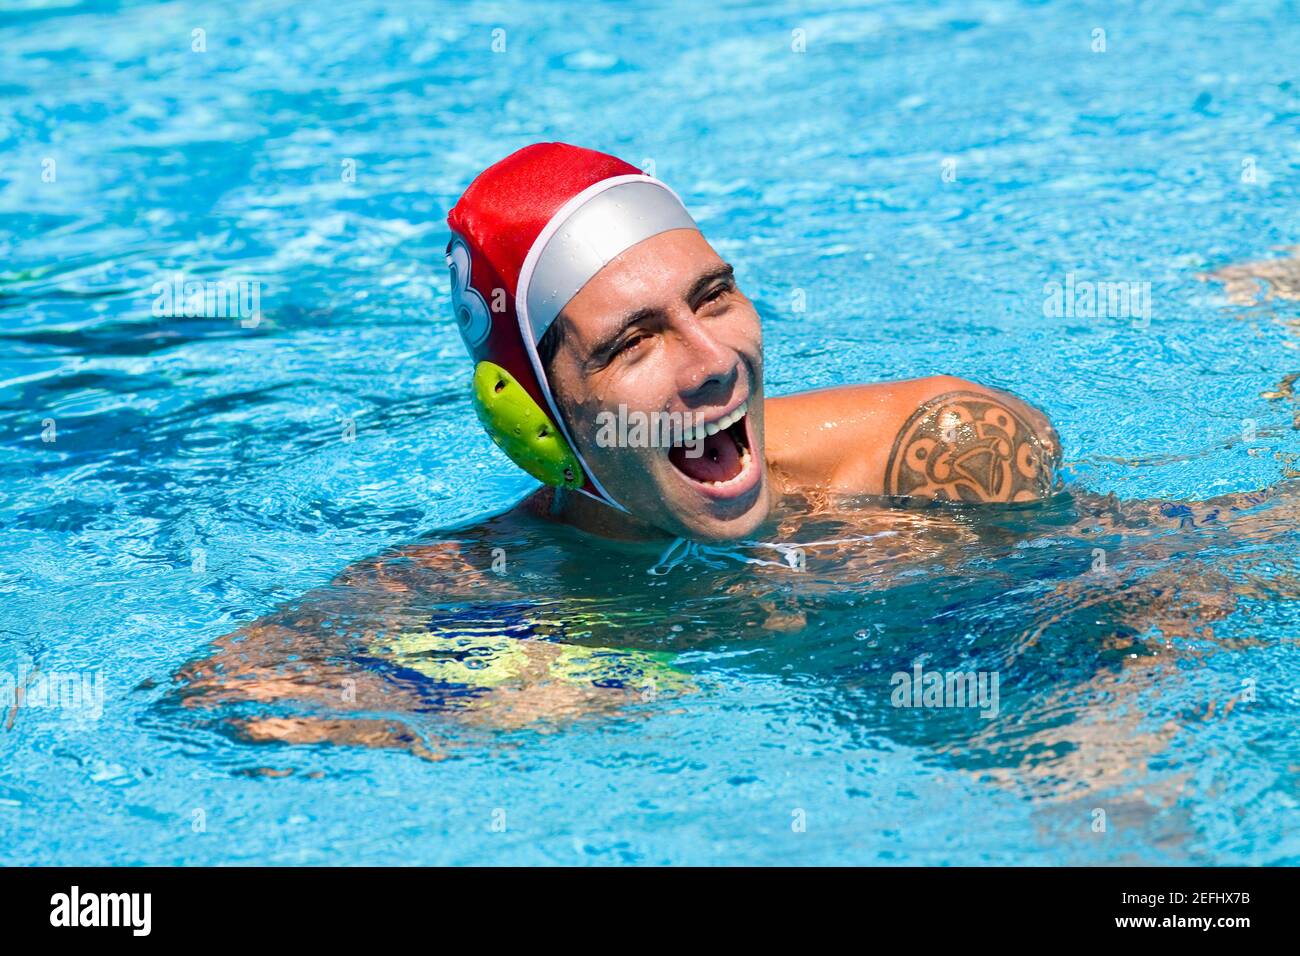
[2,0,1299,865]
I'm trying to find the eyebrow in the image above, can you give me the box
[587,263,736,362]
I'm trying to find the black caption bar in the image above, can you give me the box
[0,866,1285,942]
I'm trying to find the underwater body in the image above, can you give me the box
[2,0,1300,864]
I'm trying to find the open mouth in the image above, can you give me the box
[667,400,759,500]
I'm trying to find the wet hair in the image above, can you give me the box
[536,313,566,379]
[535,314,579,442]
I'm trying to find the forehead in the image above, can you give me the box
[559,228,726,332]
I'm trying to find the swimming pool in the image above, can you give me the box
[2,0,1298,865]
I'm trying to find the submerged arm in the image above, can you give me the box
[172,536,663,754]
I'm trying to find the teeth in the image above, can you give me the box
[718,400,748,432]
[697,443,753,487]
[681,400,748,444]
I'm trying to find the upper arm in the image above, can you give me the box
[878,377,1060,504]
[868,375,1062,502]
[767,375,1062,502]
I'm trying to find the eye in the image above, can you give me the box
[613,331,650,358]
[701,281,734,306]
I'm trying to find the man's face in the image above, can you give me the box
[546,228,771,541]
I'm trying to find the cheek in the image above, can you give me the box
[583,361,673,415]
[564,387,660,470]
[743,307,763,349]
[720,303,763,354]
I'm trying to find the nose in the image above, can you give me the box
[674,316,738,404]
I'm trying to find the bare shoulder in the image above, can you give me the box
[765,375,1062,502]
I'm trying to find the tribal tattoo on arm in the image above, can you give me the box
[883,391,1062,503]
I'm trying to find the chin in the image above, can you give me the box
[647,463,772,543]
[676,485,771,542]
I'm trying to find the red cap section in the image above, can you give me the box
[446,143,642,497]
[449,142,640,302]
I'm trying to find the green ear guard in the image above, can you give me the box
[472,361,585,489]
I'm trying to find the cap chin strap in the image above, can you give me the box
[514,175,699,514]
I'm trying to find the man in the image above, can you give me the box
[172,152,1297,760]
[176,141,1078,746]
[449,142,1062,544]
